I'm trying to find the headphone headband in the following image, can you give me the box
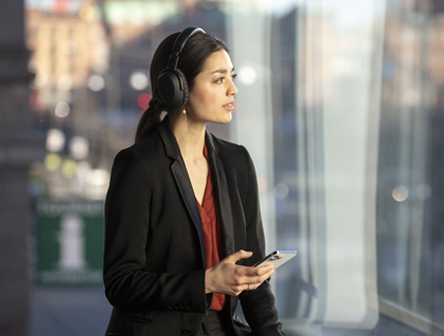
[168,26,206,69]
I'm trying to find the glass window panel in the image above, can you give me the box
[23,1,444,335]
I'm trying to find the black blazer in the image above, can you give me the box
[103,117,284,336]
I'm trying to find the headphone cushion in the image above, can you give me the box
[175,68,189,109]
[157,68,189,109]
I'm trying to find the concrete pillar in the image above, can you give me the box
[0,1,44,335]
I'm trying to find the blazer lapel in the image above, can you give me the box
[157,118,207,269]
[206,132,235,257]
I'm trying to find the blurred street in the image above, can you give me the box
[31,286,111,336]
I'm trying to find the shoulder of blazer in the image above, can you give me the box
[124,118,180,164]
[130,117,253,171]
[206,132,253,170]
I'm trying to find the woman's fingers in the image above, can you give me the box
[243,264,274,277]
[205,250,275,296]
[243,265,275,292]
[224,249,253,264]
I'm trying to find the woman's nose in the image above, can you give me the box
[228,80,238,96]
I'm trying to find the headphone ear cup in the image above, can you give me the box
[157,68,189,109]
[175,68,189,109]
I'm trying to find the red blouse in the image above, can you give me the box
[196,143,226,311]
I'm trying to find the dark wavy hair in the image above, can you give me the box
[134,31,229,143]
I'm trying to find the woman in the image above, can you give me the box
[103,26,285,336]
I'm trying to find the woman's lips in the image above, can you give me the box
[223,101,236,111]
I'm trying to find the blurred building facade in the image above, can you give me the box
[26,1,112,199]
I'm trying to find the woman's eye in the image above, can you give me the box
[215,74,237,84]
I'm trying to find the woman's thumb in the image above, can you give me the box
[226,249,253,263]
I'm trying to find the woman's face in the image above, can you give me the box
[185,50,238,125]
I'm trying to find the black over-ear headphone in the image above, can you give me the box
[156,26,206,110]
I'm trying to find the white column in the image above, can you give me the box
[225,5,276,252]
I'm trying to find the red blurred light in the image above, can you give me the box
[137,93,151,110]
[138,93,151,111]
[53,0,69,14]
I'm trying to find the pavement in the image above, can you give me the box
[31,286,112,336]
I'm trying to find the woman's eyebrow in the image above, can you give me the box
[210,67,235,74]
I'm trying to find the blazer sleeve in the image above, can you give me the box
[237,146,286,336]
[103,148,208,313]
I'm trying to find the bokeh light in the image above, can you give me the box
[274,183,289,200]
[61,159,77,179]
[46,129,65,152]
[44,153,62,172]
[69,136,89,160]
[138,93,151,110]
[129,71,149,91]
[88,74,105,92]
[54,101,70,118]
[392,185,408,202]
[238,65,258,86]
[416,183,431,200]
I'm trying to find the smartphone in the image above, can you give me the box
[253,250,297,269]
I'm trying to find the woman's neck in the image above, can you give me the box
[169,112,207,159]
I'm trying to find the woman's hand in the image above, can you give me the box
[205,250,274,296]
